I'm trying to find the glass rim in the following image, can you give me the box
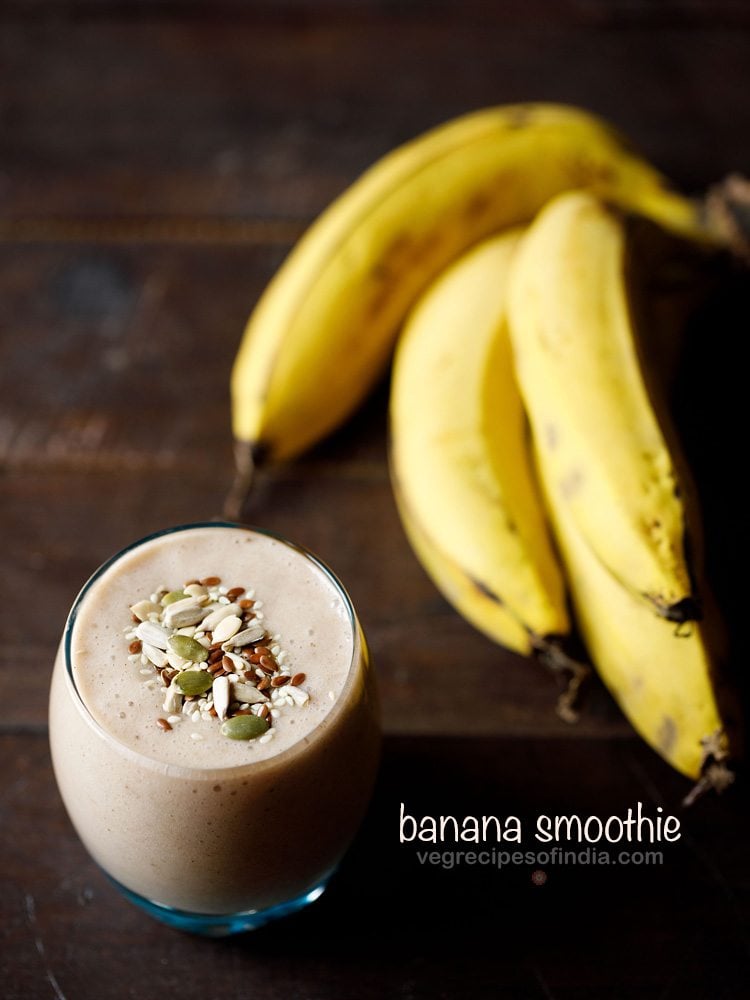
[62,520,363,780]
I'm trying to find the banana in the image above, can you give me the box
[390,231,585,716]
[540,459,726,779]
[229,103,711,512]
[507,191,699,622]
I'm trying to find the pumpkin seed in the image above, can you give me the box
[174,670,213,696]
[169,634,209,663]
[161,590,187,606]
[220,715,269,741]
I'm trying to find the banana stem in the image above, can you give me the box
[223,441,259,521]
[682,729,735,807]
[704,174,750,261]
[532,637,591,724]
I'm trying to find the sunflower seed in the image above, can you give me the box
[167,650,190,671]
[142,642,168,668]
[164,598,210,628]
[229,624,266,647]
[130,601,162,623]
[201,603,240,632]
[163,681,183,714]
[212,675,231,720]
[135,621,172,650]
[223,650,246,672]
[232,681,268,705]
[288,685,310,706]
[212,615,242,644]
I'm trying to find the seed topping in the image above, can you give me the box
[123,573,313,744]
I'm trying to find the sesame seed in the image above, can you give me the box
[124,574,314,750]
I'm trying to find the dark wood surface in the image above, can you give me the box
[1,2,749,997]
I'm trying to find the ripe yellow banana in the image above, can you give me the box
[507,191,699,622]
[390,231,585,717]
[229,103,710,511]
[541,463,727,779]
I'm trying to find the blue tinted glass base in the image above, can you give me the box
[108,874,331,936]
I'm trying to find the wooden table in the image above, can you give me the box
[1,3,748,997]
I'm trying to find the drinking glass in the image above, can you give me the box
[49,522,380,936]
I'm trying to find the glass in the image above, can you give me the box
[49,522,380,936]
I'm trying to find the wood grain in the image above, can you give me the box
[1,733,748,1000]
[1,1,749,994]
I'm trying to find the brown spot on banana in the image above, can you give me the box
[469,575,505,606]
[544,423,559,450]
[559,467,584,499]
[657,715,677,756]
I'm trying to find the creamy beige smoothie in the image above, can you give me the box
[50,524,380,921]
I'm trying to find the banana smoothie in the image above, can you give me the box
[49,524,380,927]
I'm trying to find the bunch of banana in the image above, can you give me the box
[228,102,739,782]
[506,191,736,777]
[389,230,586,721]
[228,102,713,515]
[507,191,700,623]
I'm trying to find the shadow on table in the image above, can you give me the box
[228,734,749,999]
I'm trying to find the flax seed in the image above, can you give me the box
[290,672,306,686]
[271,675,290,687]
[258,704,270,720]
[226,586,245,600]
[259,654,276,670]
[128,640,142,654]
[239,599,255,609]
[255,646,272,657]
[156,718,172,732]
[208,662,224,675]
[208,647,224,663]
[257,677,271,692]
[201,576,221,587]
